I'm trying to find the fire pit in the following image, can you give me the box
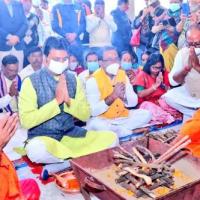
[71,137,200,200]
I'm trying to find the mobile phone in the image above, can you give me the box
[182,2,190,17]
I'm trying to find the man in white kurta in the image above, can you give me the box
[78,51,100,90]
[85,47,151,138]
[19,47,43,80]
[163,24,200,121]
[86,0,117,47]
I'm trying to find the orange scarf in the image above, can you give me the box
[0,152,22,200]
[93,68,129,119]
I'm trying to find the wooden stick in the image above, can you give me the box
[155,139,191,164]
[132,147,147,164]
[154,135,190,164]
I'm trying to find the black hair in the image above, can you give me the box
[118,0,129,5]
[141,50,152,58]
[43,36,69,57]
[154,6,165,17]
[85,51,98,61]
[2,55,19,66]
[143,53,165,75]
[95,0,105,6]
[26,46,42,58]
[101,46,119,59]
[121,51,138,64]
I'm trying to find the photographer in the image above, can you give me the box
[152,6,184,72]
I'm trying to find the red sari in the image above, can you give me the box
[133,71,181,125]
[133,70,170,104]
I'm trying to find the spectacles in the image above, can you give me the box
[186,41,200,48]
[151,65,163,70]
[103,58,120,62]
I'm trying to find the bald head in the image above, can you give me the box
[186,24,200,47]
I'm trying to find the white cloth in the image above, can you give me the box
[19,64,35,80]
[86,14,117,47]
[25,138,63,164]
[85,75,151,137]
[86,76,138,117]
[78,69,90,91]
[86,109,152,138]
[3,127,28,161]
[25,136,119,164]
[0,76,18,112]
[163,47,200,118]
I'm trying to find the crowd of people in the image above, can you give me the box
[0,0,200,199]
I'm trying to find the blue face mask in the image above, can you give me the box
[169,3,181,12]
[121,62,132,70]
[87,61,99,72]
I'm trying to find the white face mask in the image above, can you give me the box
[48,59,68,75]
[106,63,120,76]
[195,48,200,55]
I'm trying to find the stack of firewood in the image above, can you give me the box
[114,136,191,198]
[148,129,178,144]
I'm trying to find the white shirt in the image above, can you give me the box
[19,64,35,80]
[0,77,18,112]
[169,47,200,86]
[78,70,90,90]
[86,14,117,47]
[86,75,138,117]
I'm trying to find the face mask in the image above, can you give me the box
[169,3,181,12]
[87,61,99,72]
[195,48,200,55]
[48,59,68,75]
[106,63,120,76]
[69,62,78,71]
[121,62,132,70]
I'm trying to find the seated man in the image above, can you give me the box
[0,113,40,200]
[19,46,43,80]
[78,50,100,90]
[85,46,151,138]
[163,24,200,121]
[0,55,21,113]
[18,37,117,164]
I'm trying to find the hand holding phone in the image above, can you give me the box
[182,2,190,17]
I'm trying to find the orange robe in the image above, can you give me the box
[0,152,22,200]
[180,109,200,157]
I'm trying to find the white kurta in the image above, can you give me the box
[19,64,35,80]
[78,69,90,91]
[0,76,18,112]
[163,47,200,120]
[85,76,151,138]
[86,14,117,47]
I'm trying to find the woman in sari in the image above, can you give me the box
[120,51,139,85]
[134,53,180,124]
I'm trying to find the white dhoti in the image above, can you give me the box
[25,131,118,164]
[163,86,200,121]
[86,109,152,138]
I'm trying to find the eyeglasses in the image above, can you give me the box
[186,41,200,48]
[151,65,163,70]
[103,58,120,62]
